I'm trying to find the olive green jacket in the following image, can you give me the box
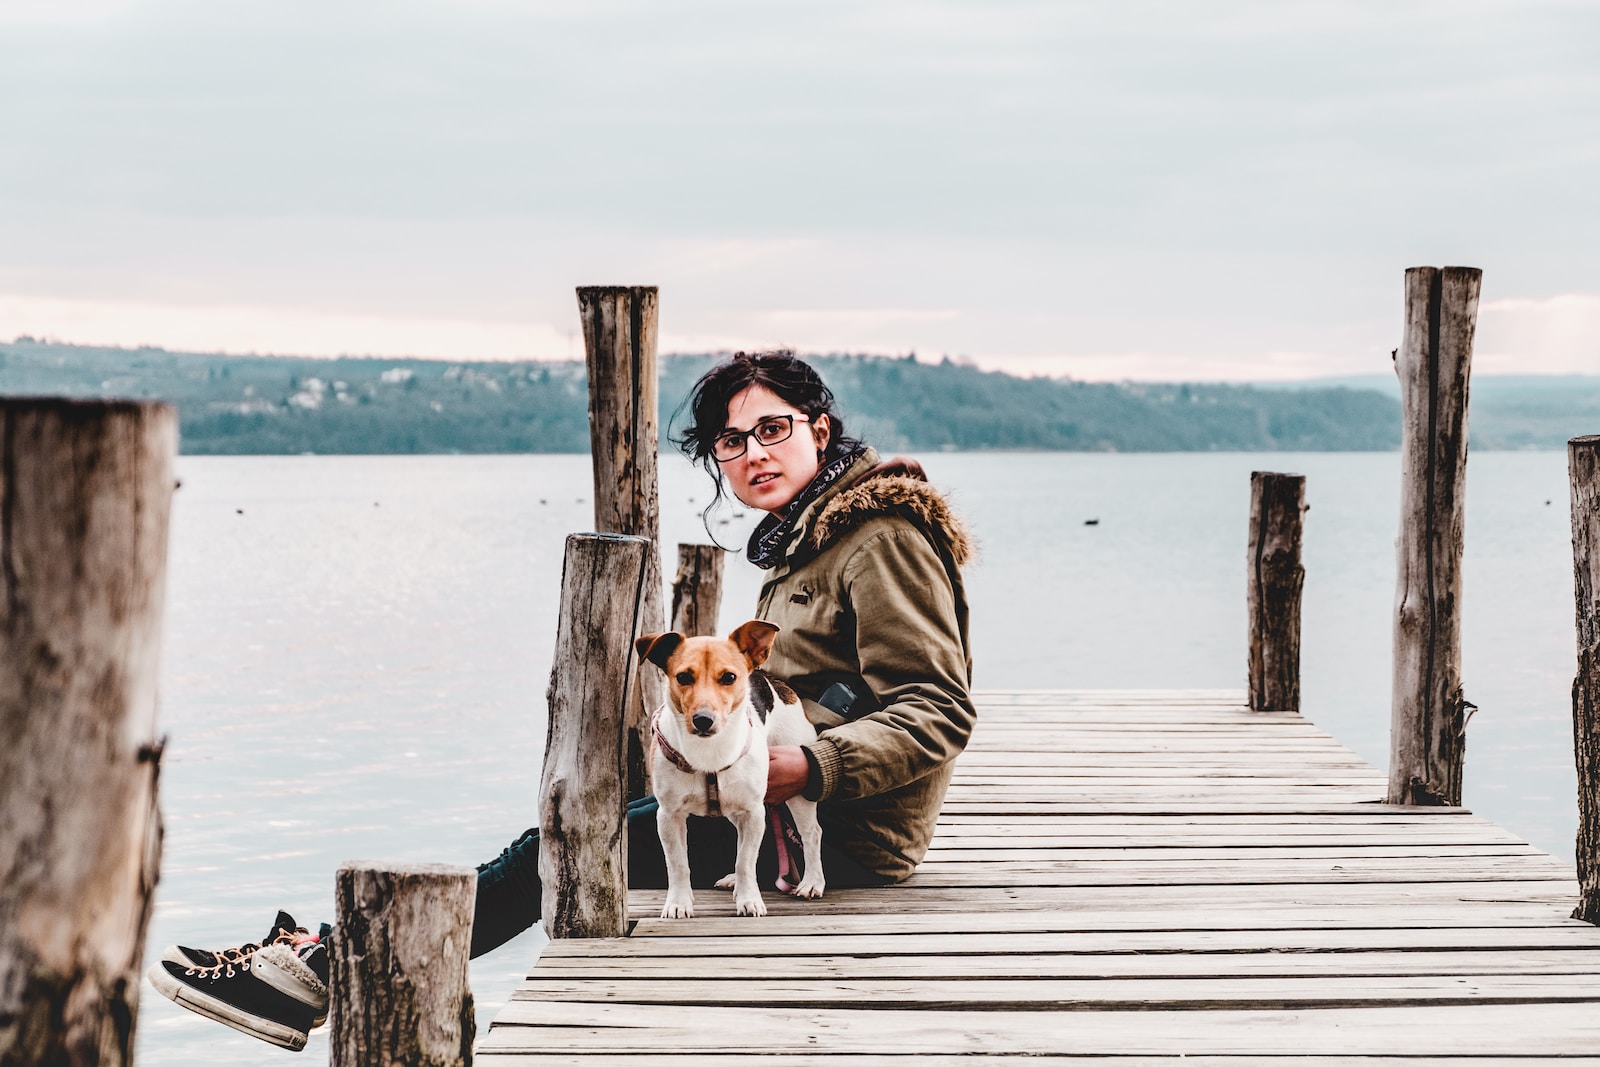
[757,449,975,880]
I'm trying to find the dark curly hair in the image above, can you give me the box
[675,350,866,527]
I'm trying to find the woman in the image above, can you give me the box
[150,350,974,1050]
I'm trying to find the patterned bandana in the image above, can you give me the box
[745,448,868,569]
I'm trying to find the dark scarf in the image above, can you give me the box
[746,448,868,569]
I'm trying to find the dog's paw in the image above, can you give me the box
[713,873,737,891]
[734,891,767,917]
[660,895,695,919]
[792,877,825,899]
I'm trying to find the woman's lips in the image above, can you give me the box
[750,472,778,486]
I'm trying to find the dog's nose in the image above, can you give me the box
[691,712,716,735]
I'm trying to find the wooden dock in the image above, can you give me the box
[480,690,1600,1062]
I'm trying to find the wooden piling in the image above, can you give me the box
[1247,472,1305,712]
[540,533,652,939]
[1388,265,1481,807]
[330,862,476,1067]
[578,285,664,799]
[0,398,176,1066]
[670,543,726,637]
[1566,435,1600,924]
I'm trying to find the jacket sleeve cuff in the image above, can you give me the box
[803,737,843,801]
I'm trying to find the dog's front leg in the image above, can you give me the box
[727,805,767,917]
[657,805,695,919]
[786,798,827,899]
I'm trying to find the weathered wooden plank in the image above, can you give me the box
[929,816,1522,831]
[540,925,1600,958]
[479,1057,1600,1067]
[935,803,1472,815]
[480,1057,1600,1067]
[955,753,1375,765]
[899,868,1572,888]
[533,947,1600,980]
[934,812,1491,824]
[949,780,1389,790]
[927,832,1531,847]
[512,972,1600,1008]
[968,717,1320,728]
[627,908,1587,940]
[951,768,1387,779]
[946,782,1387,792]
[481,1001,1600,1056]
[627,901,1584,932]
[972,694,1248,700]
[919,845,1548,862]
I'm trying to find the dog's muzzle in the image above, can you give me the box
[691,712,717,736]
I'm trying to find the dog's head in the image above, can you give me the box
[634,620,780,738]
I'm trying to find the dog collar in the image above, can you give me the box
[653,712,755,818]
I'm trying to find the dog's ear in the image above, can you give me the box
[728,620,780,668]
[634,632,685,671]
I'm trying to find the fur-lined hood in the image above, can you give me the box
[808,457,974,567]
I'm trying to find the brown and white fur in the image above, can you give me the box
[635,620,825,918]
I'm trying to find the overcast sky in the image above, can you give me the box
[2,0,1596,379]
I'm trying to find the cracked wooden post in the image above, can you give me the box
[578,285,664,801]
[330,862,476,1067]
[1566,435,1600,924]
[540,533,651,939]
[1247,471,1305,712]
[1388,265,1481,807]
[671,543,726,637]
[0,398,176,1066]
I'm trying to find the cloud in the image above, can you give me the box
[1476,294,1600,375]
[1,3,1595,379]
[0,294,570,361]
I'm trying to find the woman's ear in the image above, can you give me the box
[812,412,832,452]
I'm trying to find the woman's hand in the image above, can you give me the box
[765,746,810,804]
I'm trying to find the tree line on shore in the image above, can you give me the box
[0,338,1405,454]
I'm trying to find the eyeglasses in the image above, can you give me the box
[712,414,810,462]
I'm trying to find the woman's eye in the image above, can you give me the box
[718,672,737,685]
[756,420,784,441]
[675,671,694,686]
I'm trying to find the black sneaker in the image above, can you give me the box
[147,911,330,1051]
[253,925,331,1024]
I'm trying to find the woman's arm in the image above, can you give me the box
[802,522,974,802]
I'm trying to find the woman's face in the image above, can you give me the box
[719,384,832,515]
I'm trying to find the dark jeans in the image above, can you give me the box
[469,796,888,957]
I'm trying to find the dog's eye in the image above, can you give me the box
[675,671,694,686]
[718,671,736,686]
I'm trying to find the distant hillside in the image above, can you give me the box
[1271,373,1600,450]
[0,339,1402,454]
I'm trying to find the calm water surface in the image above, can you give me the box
[138,451,1582,1064]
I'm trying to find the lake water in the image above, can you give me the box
[137,451,1583,1065]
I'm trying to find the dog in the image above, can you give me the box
[634,620,825,918]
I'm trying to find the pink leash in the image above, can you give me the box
[767,805,802,895]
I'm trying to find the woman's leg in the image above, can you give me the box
[151,799,894,1047]
[472,797,901,957]
[470,796,665,957]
